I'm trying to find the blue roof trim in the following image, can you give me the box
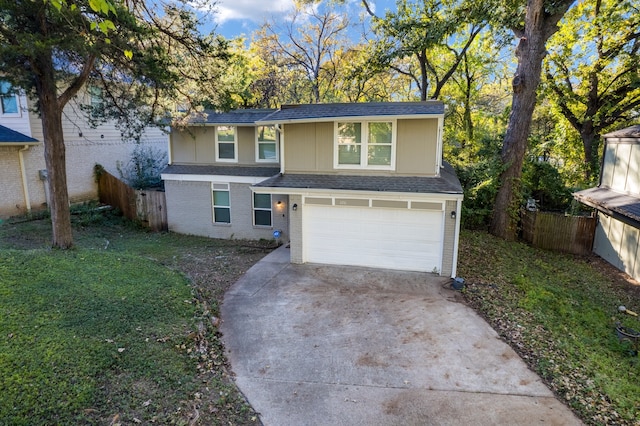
[0,125,38,144]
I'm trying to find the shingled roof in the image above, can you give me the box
[254,162,462,195]
[183,109,276,125]
[602,125,640,139]
[161,164,280,178]
[574,187,640,227]
[258,102,444,123]
[0,125,38,144]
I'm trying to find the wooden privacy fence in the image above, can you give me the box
[521,210,596,255]
[95,165,167,231]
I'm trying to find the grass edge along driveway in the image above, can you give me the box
[459,230,640,426]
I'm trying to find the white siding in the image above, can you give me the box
[594,213,640,281]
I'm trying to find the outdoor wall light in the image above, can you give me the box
[450,211,456,219]
[292,203,298,211]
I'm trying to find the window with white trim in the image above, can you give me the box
[253,193,272,227]
[336,121,394,169]
[215,126,237,162]
[89,86,103,109]
[0,80,19,115]
[212,183,231,224]
[256,125,278,162]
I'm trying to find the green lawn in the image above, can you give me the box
[458,230,640,425]
[0,208,264,425]
[2,209,639,425]
[1,250,198,424]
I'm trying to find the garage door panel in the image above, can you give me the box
[303,205,443,272]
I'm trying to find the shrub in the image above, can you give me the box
[117,145,167,190]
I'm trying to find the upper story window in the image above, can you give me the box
[335,121,395,170]
[216,126,237,162]
[256,125,278,162]
[1,80,19,115]
[89,86,103,109]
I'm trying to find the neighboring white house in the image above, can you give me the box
[0,81,168,218]
[574,125,640,281]
[163,102,464,276]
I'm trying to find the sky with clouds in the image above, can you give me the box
[209,0,394,39]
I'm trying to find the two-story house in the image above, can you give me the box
[574,125,640,281]
[0,80,168,218]
[161,109,288,241]
[163,102,463,276]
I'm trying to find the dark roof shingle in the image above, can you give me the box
[161,164,280,178]
[603,125,640,139]
[254,163,462,194]
[183,109,276,125]
[258,102,444,123]
[574,187,640,225]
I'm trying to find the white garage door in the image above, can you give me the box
[303,204,443,272]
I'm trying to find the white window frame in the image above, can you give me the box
[212,183,231,224]
[334,120,396,170]
[215,126,237,163]
[0,80,20,116]
[255,125,279,163]
[252,193,273,227]
[88,86,103,109]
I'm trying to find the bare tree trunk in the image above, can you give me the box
[35,59,74,249]
[580,125,600,180]
[417,50,428,101]
[490,0,575,240]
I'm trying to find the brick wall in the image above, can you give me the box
[1,92,168,218]
[164,179,289,242]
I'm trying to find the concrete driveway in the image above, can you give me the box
[220,246,582,425]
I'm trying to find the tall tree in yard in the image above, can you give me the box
[258,4,350,104]
[543,0,640,180]
[0,0,225,248]
[362,0,493,101]
[489,0,575,240]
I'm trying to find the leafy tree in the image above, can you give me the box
[0,0,225,248]
[543,0,640,178]
[442,34,511,158]
[362,0,493,101]
[257,3,350,104]
[489,0,576,240]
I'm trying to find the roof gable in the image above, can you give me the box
[0,125,38,144]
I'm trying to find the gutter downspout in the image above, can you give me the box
[18,145,32,212]
[276,124,284,175]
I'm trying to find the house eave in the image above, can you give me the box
[252,185,464,201]
[257,113,444,125]
[0,141,41,146]
[573,191,640,229]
